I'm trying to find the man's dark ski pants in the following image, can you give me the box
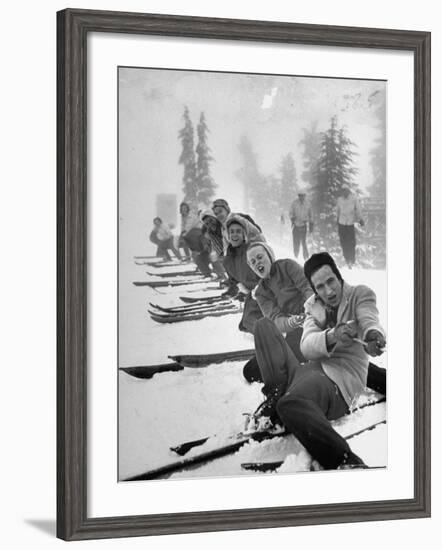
[254,317,351,469]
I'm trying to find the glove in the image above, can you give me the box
[334,320,358,347]
[364,330,386,356]
[309,222,314,233]
[221,285,238,297]
[237,282,250,295]
[287,314,305,329]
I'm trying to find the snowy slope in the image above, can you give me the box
[118,252,387,481]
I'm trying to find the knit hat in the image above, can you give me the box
[212,198,231,214]
[303,252,343,290]
[225,213,248,240]
[200,209,216,222]
[246,241,276,264]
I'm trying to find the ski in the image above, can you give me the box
[123,428,285,482]
[144,260,193,267]
[145,269,199,278]
[121,348,255,379]
[133,277,212,288]
[119,362,184,379]
[149,300,238,314]
[149,306,241,324]
[241,461,385,473]
[124,401,385,481]
[240,417,387,472]
[148,284,222,295]
[179,294,227,304]
[171,395,386,456]
[149,298,233,312]
[169,348,255,367]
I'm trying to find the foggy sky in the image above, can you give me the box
[118,66,385,255]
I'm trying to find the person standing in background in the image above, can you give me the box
[289,190,313,261]
[336,185,364,269]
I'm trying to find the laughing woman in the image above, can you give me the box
[222,215,264,334]
[243,242,313,382]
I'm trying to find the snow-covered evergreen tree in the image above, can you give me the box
[312,116,358,252]
[178,106,197,206]
[299,121,321,193]
[195,112,216,206]
[236,135,262,214]
[279,153,297,215]
[368,96,386,200]
[236,135,275,233]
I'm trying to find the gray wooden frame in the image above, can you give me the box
[57,8,431,541]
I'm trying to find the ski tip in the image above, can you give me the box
[241,461,284,472]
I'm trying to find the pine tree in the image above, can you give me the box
[312,116,358,252]
[236,135,273,231]
[236,135,261,214]
[368,97,386,199]
[178,106,197,206]
[195,112,216,206]
[299,121,321,192]
[279,153,297,215]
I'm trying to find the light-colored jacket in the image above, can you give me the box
[336,194,363,226]
[289,199,312,227]
[180,212,201,235]
[301,282,385,407]
[154,223,173,242]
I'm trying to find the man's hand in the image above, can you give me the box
[330,320,358,347]
[364,330,386,356]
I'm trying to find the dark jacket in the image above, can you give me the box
[223,243,263,334]
[254,259,313,333]
[223,242,260,291]
[183,227,210,254]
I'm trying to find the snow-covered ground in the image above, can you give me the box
[118,250,387,481]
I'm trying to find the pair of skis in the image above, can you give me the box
[119,348,255,379]
[123,395,386,481]
[133,275,213,288]
[148,299,241,324]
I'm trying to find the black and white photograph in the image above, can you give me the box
[118,66,388,482]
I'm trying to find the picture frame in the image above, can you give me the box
[57,7,431,541]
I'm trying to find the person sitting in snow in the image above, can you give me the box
[211,198,264,253]
[199,209,227,281]
[179,201,201,260]
[250,251,386,470]
[243,242,313,381]
[222,215,265,334]
[149,217,182,261]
